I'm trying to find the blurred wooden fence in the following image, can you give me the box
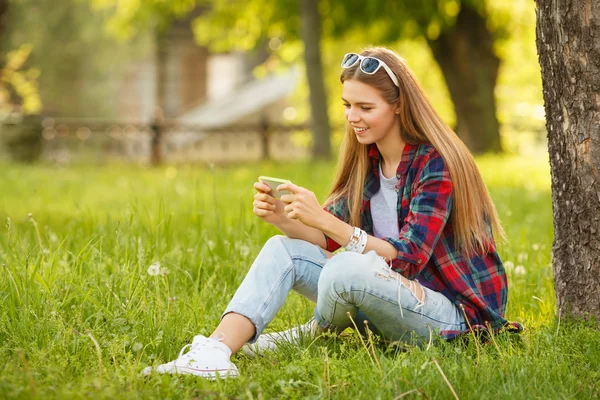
[2,115,547,164]
[37,117,311,165]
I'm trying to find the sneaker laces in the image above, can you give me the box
[176,334,225,361]
[300,318,318,336]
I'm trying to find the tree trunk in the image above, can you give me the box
[0,0,8,65]
[152,31,168,165]
[427,4,502,154]
[299,0,331,160]
[0,0,7,34]
[536,0,600,321]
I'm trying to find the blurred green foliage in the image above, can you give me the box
[0,44,41,114]
[0,114,43,162]
[3,0,543,154]
[186,0,543,149]
[282,0,543,150]
[91,0,202,39]
[2,0,151,118]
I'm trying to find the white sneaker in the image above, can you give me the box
[141,335,239,379]
[242,319,318,357]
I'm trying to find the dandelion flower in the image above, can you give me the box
[515,265,526,276]
[239,245,250,257]
[147,261,161,276]
[504,261,515,272]
[532,244,540,251]
[207,240,216,251]
[132,342,143,352]
[517,252,528,263]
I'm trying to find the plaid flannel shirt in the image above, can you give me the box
[324,143,521,339]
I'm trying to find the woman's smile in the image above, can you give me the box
[353,126,369,135]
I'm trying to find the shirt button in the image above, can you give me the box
[417,259,422,264]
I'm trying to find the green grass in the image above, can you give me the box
[0,153,598,399]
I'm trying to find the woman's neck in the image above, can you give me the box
[376,133,406,177]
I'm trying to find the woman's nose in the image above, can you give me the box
[346,109,360,123]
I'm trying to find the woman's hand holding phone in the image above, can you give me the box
[253,180,288,226]
[277,183,325,230]
[254,177,326,230]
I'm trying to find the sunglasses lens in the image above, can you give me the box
[342,53,359,68]
[361,57,380,73]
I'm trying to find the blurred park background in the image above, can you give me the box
[0,0,545,164]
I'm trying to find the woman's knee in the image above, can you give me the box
[263,235,315,253]
[318,251,373,293]
[262,234,287,250]
[323,251,380,275]
[260,235,301,257]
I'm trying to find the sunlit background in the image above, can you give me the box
[0,0,545,164]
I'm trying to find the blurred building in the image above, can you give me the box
[37,12,307,164]
[108,15,306,163]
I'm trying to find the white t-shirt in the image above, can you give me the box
[371,161,400,239]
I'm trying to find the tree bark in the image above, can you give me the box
[152,31,168,166]
[427,4,502,154]
[299,0,331,160]
[0,0,8,65]
[536,0,600,321]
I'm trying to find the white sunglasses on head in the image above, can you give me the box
[341,53,400,87]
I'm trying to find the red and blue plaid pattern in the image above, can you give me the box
[324,143,522,339]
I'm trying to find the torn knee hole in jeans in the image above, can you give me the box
[376,262,426,318]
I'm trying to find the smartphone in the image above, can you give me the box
[258,176,291,199]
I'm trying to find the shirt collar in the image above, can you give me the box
[367,142,419,177]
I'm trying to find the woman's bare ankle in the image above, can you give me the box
[211,312,256,354]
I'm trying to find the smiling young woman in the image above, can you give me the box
[142,47,521,380]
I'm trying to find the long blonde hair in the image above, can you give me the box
[326,47,505,255]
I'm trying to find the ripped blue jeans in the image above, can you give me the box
[223,236,466,344]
